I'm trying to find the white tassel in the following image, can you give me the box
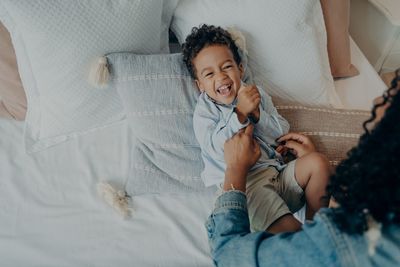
[226,27,253,83]
[365,214,382,256]
[226,27,248,55]
[97,181,132,218]
[88,56,110,87]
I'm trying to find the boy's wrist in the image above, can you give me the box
[234,107,248,124]
[249,108,260,123]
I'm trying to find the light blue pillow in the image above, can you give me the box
[107,53,206,194]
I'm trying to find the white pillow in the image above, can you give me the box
[0,0,178,152]
[171,0,341,108]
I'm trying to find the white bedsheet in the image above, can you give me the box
[0,41,386,266]
[0,119,215,266]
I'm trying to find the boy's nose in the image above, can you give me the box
[215,71,228,81]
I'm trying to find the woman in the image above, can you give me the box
[207,70,400,266]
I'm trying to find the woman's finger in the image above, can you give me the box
[238,127,246,134]
[244,124,255,136]
[253,140,261,159]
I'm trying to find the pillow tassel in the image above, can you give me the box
[226,27,248,55]
[97,181,132,218]
[88,56,110,87]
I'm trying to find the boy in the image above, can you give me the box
[182,24,330,233]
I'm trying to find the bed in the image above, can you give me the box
[0,1,387,266]
[0,40,386,267]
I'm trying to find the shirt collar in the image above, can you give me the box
[206,93,238,108]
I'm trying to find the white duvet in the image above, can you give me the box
[0,119,215,267]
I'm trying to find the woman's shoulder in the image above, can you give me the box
[308,209,400,267]
[308,208,344,238]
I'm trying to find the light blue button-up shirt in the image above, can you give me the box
[193,86,290,186]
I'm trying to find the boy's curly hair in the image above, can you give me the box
[181,24,241,79]
[327,69,400,234]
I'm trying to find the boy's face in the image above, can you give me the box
[193,45,243,105]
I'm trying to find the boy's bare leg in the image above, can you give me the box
[266,214,301,234]
[294,152,331,220]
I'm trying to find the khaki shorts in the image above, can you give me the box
[246,160,304,231]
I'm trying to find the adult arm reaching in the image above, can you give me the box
[222,124,261,192]
[207,125,335,267]
[207,75,400,265]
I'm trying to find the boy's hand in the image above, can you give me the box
[236,85,261,123]
[249,108,260,123]
[276,133,316,158]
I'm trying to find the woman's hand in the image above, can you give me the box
[223,124,261,191]
[276,133,316,158]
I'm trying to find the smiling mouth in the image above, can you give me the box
[216,84,232,96]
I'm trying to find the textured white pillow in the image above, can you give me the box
[171,0,341,107]
[0,0,178,152]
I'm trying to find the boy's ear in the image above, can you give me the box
[239,63,244,79]
[195,79,205,92]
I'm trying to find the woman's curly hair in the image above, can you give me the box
[181,24,241,79]
[327,69,400,234]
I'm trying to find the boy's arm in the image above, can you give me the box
[253,88,289,145]
[193,103,249,160]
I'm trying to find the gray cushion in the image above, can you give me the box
[107,53,206,194]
